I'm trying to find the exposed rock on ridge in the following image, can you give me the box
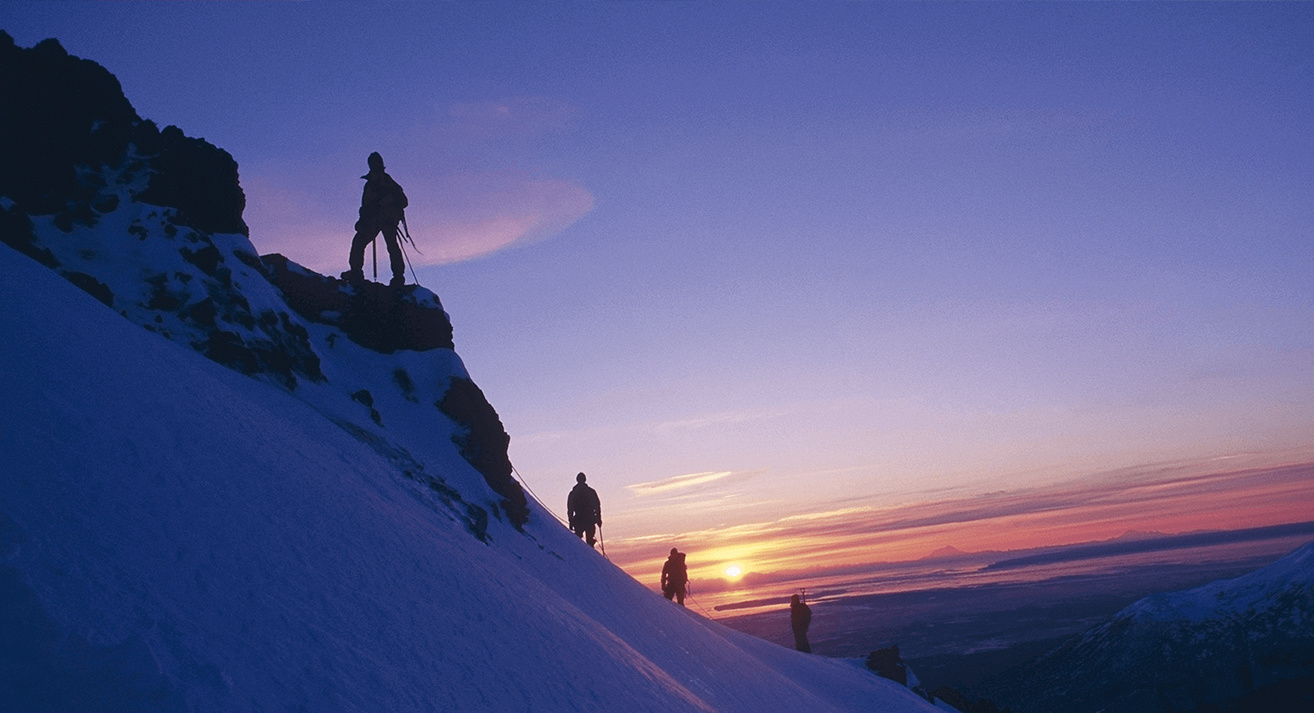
[0,32,244,237]
[261,253,454,353]
[438,377,531,528]
[261,254,527,526]
[0,31,317,389]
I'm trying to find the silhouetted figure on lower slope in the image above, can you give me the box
[343,152,408,288]
[790,592,812,653]
[567,472,602,547]
[662,548,688,606]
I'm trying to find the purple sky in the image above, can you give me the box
[7,3,1312,578]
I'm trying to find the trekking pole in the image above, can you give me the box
[371,237,377,281]
[395,218,422,286]
[400,216,422,254]
[396,233,421,287]
[598,523,608,560]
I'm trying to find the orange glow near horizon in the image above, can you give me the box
[607,460,1314,598]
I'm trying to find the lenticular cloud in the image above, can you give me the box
[416,169,595,265]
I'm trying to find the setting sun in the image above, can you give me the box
[724,565,743,579]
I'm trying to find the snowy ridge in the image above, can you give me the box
[1121,540,1314,624]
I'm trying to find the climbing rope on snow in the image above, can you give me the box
[687,588,714,618]
[512,465,569,528]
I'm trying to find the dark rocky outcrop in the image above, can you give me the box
[438,377,530,528]
[134,124,245,235]
[261,253,454,354]
[0,31,245,237]
[0,33,321,390]
[867,645,909,686]
[0,202,56,267]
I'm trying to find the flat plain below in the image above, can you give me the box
[717,535,1313,694]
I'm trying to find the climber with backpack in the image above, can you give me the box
[342,151,409,288]
[661,548,689,606]
[567,472,602,548]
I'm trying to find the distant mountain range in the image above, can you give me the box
[920,545,972,560]
[983,520,1314,572]
[913,522,1314,571]
[915,531,1192,564]
[982,540,1314,713]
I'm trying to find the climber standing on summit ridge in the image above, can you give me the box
[343,151,408,287]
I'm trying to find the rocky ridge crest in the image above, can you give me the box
[0,32,528,527]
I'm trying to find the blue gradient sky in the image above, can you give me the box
[7,3,1312,581]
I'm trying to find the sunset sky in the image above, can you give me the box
[7,3,1313,591]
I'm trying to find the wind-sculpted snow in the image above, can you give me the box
[0,238,937,712]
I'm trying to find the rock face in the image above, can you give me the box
[0,32,244,238]
[0,31,318,390]
[437,377,530,528]
[261,253,454,354]
[982,541,1314,713]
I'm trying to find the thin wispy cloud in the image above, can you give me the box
[415,170,595,265]
[652,407,791,433]
[628,471,738,497]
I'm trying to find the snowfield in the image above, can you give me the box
[1122,539,1314,624]
[0,240,937,712]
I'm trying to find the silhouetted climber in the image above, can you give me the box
[567,472,602,547]
[342,152,408,287]
[790,592,812,653]
[661,548,688,606]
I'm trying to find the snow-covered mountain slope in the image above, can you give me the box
[983,541,1314,713]
[0,34,939,713]
[1122,540,1314,624]
[0,216,938,713]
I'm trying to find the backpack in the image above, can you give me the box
[392,178,408,210]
